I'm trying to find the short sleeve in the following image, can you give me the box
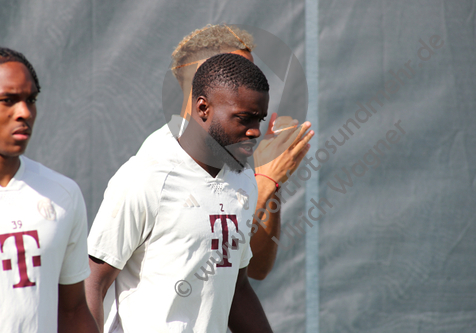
[87,157,158,270]
[59,185,90,285]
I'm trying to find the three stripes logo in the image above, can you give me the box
[183,194,200,208]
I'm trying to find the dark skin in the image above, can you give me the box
[87,85,272,331]
[86,261,274,333]
[181,85,273,330]
[0,61,99,332]
[228,268,273,332]
[0,61,37,186]
[178,49,314,280]
[85,257,120,332]
[179,86,268,177]
[58,282,101,333]
[249,117,313,279]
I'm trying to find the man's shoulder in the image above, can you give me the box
[106,153,177,199]
[134,123,185,173]
[21,156,83,199]
[137,123,176,157]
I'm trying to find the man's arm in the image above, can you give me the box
[58,281,100,333]
[228,267,273,332]
[85,256,121,333]
[248,114,313,280]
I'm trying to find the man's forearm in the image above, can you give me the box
[229,269,273,332]
[58,282,100,333]
[58,301,100,333]
[85,257,121,333]
[248,177,281,280]
[84,284,105,333]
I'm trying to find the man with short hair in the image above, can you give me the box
[166,23,314,280]
[0,47,99,332]
[86,53,273,332]
[170,24,256,123]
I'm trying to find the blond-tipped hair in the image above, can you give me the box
[171,24,255,84]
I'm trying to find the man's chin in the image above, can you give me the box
[226,163,245,174]
[222,152,247,173]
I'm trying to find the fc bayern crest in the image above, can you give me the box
[37,198,56,221]
[236,189,249,210]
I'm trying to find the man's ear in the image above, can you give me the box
[196,96,210,122]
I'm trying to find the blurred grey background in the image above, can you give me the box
[1,0,475,332]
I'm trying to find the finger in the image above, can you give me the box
[294,122,312,145]
[292,144,312,171]
[292,129,314,155]
[273,122,302,145]
[281,126,304,151]
[261,121,310,154]
[283,121,312,148]
[270,128,298,150]
[273,121,298,134]
[273,116,297,132]
[266,113,278,135]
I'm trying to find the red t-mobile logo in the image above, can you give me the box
[0,230,41,288]
[209,214,238,268]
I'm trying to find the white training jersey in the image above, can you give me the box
[88,124,257,333]
[0,156,90,333]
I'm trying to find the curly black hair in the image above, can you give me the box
[192,53,268,100]
[0,47,41,92]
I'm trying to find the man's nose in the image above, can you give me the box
[14,101,34,121]
[246,126,261,139]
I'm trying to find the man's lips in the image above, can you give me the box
[239,146,253,157]
[12,127,31,141]
[233,141,257,157]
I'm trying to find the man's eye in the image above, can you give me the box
[0,98,13,104]
[27,97,37,104]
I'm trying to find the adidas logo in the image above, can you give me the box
[183,194,200,207]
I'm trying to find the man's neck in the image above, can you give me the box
[0,155,21,187]
[178,118,223,178]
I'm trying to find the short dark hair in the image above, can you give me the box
[192,53,268,100]
[0,47,41,92]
